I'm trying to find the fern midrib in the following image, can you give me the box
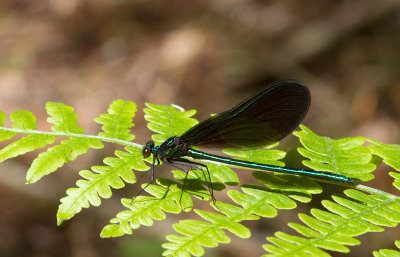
[277,195,396,256]
[0,127,141,147]
[325,137,338,173]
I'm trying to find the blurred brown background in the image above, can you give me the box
[0,0,400,257]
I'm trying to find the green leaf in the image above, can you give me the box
[0,111,38,142]
[95,99,136,141]
[205,163,239,186]
[252,170,322,203]
[216,143,285,186]
[163,201,256,257]
[46,102,84,134]
[238,184,296,212]
[0,111,6,126]
[26,137,103,183]
[223,142,286,167]
[10,111,36,130]
[2,100,399,257]
[369,139,400,171]
[0,134,55,162]
[57,146,148,224]
[294,125,375,181]
[0,111,55,162]
[265,231,332,257]
[26,103,104,183]
[263,189,400,256]
[163,182,302,257]
[389,172,400,191]
[144,103,198,142]
[101,182,185,238]
[0,111,16,141]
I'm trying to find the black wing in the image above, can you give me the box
[179,80,310,149]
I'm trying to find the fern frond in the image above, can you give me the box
[160,125,395,257]
[163,172,324,256]
[26,103,104,183]
[56,100,141,224]
[162,175,318,257]
[366,140,400,195]
[101,166,224,238]
[373,240,400,257]
[252,170,322,203]
[262,189,400,256]
[46,102,85,133]
[216,143,284,185]
[161,171,325,257]
[27,137,104,183]
[144,103,198,142]
[95,99,136,141]
[0,111,16,141]
[390,172,400,192]
[100,180,194,238]
[368,139,400,171]
[224,142,286,167]
[294,125,375,181]
[57,146,148,225]
[0,111,55,162]
[10,110,37,129]
[162,201,258,257]
[2,99,399,257]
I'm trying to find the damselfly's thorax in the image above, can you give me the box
[142,136,189,161]
[158,136,189,161]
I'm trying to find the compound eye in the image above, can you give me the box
[142,141,154,158]
[142,147,151,158]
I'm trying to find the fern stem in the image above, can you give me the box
[0,127,142,148]
[356,184,400,199]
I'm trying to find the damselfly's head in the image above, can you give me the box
[142,141,155,158]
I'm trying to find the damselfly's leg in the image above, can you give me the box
[166,158,217,207]
[131,156,159,203]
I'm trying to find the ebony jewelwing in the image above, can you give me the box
[141,80,353,204]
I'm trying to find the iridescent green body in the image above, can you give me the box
[187,148,352,183]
